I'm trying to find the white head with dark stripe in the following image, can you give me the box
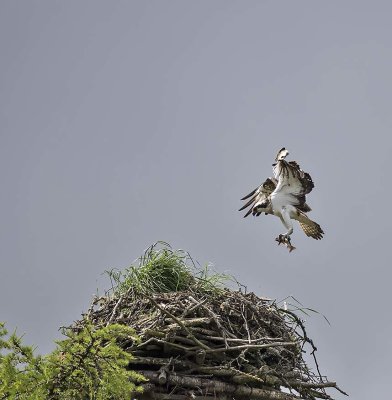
[275,147,289,162]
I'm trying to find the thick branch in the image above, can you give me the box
[139,391,228,400]
[140,370,301,400]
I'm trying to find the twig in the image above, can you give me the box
[280,308,324,382]
[204,341,298,354]
[194,335,284,343]
[147,296,211,351]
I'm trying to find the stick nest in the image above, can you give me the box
[72,243,345,400]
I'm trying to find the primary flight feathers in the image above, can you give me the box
[239,148,324,249]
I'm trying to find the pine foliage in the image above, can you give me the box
[0,322,145,400]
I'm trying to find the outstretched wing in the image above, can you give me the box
[239,177,276,217]
[271,159,314,211]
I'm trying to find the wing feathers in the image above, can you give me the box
[240,187,258,201]
[243,207,254,218]
[295,212,324,240]
[298,202,312,213]
[298,171,314,195]
[238,196,257,211]
[239,178,276,218]
[299,222,324,240]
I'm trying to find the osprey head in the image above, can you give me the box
[275,147,289,161]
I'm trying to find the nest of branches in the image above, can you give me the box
[73,243,345,400]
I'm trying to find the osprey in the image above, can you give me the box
[239,147,324,252]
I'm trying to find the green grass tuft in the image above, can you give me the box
[105,241,231,297]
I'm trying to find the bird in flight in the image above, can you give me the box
[239,147,324,252]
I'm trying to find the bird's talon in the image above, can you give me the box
[275,234,285,245]
[275,234,295,252]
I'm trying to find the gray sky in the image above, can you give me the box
[1,1,391,398]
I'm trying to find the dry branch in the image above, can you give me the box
[141,370,302,400]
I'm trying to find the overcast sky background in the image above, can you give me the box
[1,1,391,398]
